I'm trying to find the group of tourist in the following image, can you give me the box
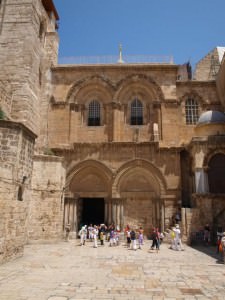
[65,221,225,263]
[168,224,184,251]
[67,222,183,252]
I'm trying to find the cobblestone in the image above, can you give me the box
[0,240,224,300]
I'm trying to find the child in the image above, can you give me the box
[138,227,144,249]
[109,229,116,246]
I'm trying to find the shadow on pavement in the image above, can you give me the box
[190,243,224,264]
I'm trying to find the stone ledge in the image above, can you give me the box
[0,120,37,139]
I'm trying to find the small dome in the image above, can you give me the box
[197,110,225,125]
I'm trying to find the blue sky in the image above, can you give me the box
[54,0,225,68]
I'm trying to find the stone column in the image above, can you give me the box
[81,104,86,125]
[195,168,209,193]
[152,198,156,228]
[123,104,128,124]
[64,198,69,226]
[116,199,120,229]
[104,198,108,224]
[120,198,124,231]
[112,199,117,224]
[109,198,124,230]
[107,198,112,225]
[112,101,121,142]
[73,197,78,235]
[153,102,162,140]
[160,198,165,232]
[69,198,74,230]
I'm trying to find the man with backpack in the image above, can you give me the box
[130,229,137,250]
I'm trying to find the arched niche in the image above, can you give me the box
[208,153,225,194]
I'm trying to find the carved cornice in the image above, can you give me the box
[163,99,179,107]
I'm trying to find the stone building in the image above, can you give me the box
[0,0,225,263]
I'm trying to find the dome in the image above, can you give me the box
[197,110,225,125]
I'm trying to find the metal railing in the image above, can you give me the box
[58,54,174,65]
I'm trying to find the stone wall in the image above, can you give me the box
[48,64,222,150]
[0,0,59,136]
[125,197,153,237]
[182,195,225,244]
[216,55,225,107]
[0,120,36,264]
[49,65,179,147]
[194,47,221,81]
[28,154,65,242]
[0,80,12,118]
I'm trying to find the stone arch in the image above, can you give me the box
[204,150,225,194]
[114,74,164,104]
[204,149,225,167]
[113,159,167,198]
[112,159,167,234]
[66,159,113,196]
[180,91,204,104]
[66,75,115,104]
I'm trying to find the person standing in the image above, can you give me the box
[169,227,176,250]
[130,229,137,250]
[151,228,160,252]
[100,231,104,246]
[138,227,144,249]
[175,209,181,224]
[93,225,98,248]
[109,228,116,246]
[174,224,183,251]
[125,228,131,248]
[204,224,210,246]
[88,224,94,241]
[79,225,87,246]
[221,232,225,264]
[65,223,71,242]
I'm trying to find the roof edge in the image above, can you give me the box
[42,0,59,21]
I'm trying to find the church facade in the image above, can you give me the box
[0,0,225,263]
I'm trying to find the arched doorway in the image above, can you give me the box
[208,153,225,193]
[64,160,112,234]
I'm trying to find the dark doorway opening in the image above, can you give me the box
[81,198,104,226]
[208,153,225,193]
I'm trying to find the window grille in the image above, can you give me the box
[88,100,100,126]
[130,98,143,125]
[185,98,199,125]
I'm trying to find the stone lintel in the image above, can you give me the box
[33,154,64,163]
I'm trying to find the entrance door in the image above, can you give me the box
[81,198,105,226]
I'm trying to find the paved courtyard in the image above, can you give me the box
[0,239,224,300]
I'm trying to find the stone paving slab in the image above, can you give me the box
[0,240,224,300]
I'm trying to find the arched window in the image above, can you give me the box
[185,98,199,125]
[88,100,100,126]
[130,98,143,125]
[208,153,225,193]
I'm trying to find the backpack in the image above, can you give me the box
[130,231,136,239]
